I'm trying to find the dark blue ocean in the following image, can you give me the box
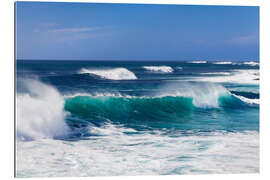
[16,60,259,177]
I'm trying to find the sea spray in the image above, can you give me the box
[16,79,70,140]
[156,82,228,108]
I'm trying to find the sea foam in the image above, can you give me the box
[16,128,259,177]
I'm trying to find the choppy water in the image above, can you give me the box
[16,60,259,177]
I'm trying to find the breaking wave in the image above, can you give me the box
[143,66,174,73]
[16,80,258,141]
[78,67,137,80]
[64,82,257,123]
[189,61,207,64]
[195,69,259,84]
[243,61,259,66]
[16,79,70,140]
[212,61,233,65]
[200,72,231,75]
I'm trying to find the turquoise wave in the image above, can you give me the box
[64,95,252,127]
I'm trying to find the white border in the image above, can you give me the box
[1,0,270,180]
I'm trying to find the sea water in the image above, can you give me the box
[16,60,259,177]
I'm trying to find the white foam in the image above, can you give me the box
[212,61,233,65]
[143,66,174,73]
[16,127,259,177]
[189,60,207,64]
[16,79,70,140]
[79,68,137,80]
[243,61,259,66]
[177,66,183,70]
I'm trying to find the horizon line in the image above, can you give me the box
[16,59,260,62]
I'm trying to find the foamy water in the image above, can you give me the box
[16,126,259,177]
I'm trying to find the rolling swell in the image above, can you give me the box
[64,96,194,126]
[64,94,253,128]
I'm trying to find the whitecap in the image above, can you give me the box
[143,66,174,73]
[243,61,259,66]
[79,67,137,80]
[195,69,259,84]
[189,60,207,64]
[200,72,231,75]
[212,61,233,65]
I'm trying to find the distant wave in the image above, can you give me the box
[189,61,207,64]
[200,72,231,75]
[177,67,183,70]
[143,66,174,73]
[195,69,259,84]
[78,68,137,80]
[212,61,233,65]
[243,61,259,66]
[227,61,259,66]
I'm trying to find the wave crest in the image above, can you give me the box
[212,61,232,65]
[156,82,228,108]
[78,68,137,80]
[233,95,259,105]
[143,66,174,73]
[243,61,259,66]
[195,69,259,84]
[189,61,207,64]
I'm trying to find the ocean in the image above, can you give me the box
[16,60,259,177]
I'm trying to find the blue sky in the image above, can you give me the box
[16,2,259,61]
